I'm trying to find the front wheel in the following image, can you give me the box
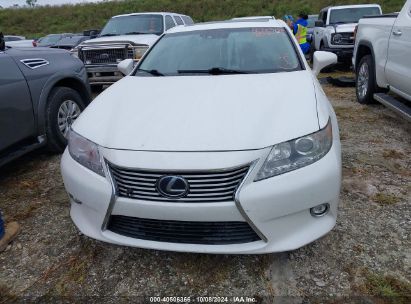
[356,55,377,104]
[46,87,85,153]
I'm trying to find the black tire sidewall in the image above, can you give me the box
[356,55,376,104]
[46,87,85,153]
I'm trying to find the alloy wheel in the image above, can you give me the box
[57,100,81,138]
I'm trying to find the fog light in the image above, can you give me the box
[310,203,329,217]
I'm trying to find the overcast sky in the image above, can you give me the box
[0,0,104,7]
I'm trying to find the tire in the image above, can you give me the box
[45,87,85,153]
[355,55,379,105]
[308,42,315,64]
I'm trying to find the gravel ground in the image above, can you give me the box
[0,73,410,303]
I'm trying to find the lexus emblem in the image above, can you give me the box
[156,176,189,198]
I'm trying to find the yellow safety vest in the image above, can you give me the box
[295,24,307,45]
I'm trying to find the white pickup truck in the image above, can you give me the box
[312,4,382,63]
[353,0,411,121]
[75,12,194,89]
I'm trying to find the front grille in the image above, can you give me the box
[109,164,250,203]
[332,32,354,45]
[108,215,261,245]
[80,47,131,64]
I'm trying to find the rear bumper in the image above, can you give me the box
[85,65,123,85]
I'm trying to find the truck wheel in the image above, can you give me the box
[356,55,378,104]
[46,87,85,153]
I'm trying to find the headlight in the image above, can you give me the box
[132,45,149,60]
[332,33,343,44]
[255,119,332,181]
[69,47,79,58]
[68,130,105,177]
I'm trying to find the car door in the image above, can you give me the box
[0,51,35,151]
[385,0,411,97]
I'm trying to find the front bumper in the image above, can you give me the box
[85,65,124,85]
[323,47,353,62]
[61,141,341,254]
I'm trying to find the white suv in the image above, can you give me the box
[75,12,194,89]
[61,19,341,254]
[312,4,382,63]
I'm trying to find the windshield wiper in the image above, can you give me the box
[136,68,164,76]
[125,32,149,35]
[100,33,118,37]
[178,67,250,75]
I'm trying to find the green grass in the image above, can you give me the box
[364,272,411,301]
[0,0,405,38]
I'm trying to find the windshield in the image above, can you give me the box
[329,7,381,24]
[100,15,164,36]
[38,35,62,45]
[136,27,301,76]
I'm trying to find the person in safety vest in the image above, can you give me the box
[293,13,310,54]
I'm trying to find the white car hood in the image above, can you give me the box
[330,23,357,33]
[81,34,159,46]
[74,71,320,152]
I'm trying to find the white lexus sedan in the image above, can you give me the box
[61,19,341,254]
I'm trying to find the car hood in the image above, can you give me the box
[81,34,159,46]
[329,23,357,33]
[73,71,320,152]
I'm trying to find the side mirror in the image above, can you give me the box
[0,32,5,51]
[117,59,134,75]
[315,20,325,27]
[312,51,338,76]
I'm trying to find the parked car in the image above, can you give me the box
[0,34,91,167]
[50,35,90,50]
[353,0,411,121]
[306,14,318,43]
[61,19,341,254]
[4,35,25,41]
[74,12,194,90]
[36,33,75,47]
[312,4,382,63]
[5,39,35,48]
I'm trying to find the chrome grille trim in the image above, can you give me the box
[108,163,250,203]
[79,43,135,65]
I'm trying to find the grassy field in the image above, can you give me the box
[0,0,405,38]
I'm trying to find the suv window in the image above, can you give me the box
[100,14,164,36]
[322,11,328,24]
[182,16,194,25]
[165,15,176,30]
[329,7,381,24]
[174,16,184,25]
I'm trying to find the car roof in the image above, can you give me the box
[167,19,285,34]
[232,16,275,21]
[324,4,381,11]
[112,12,187,18]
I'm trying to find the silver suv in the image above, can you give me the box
[75,12,194,90]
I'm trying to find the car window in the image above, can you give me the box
[137,27,301,76]
[322,11,328,24]
[174,16,184,25]
[329,7,381,24]
[165,15,176,30]
[38,35,62,45]
[100,14,164,36]
[182,16,194,25]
